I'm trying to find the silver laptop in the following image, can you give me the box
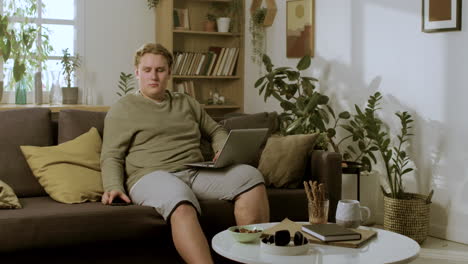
[185,128,269,168]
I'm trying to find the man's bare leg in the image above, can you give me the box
[234,184,270,225]
[170,203,213,264]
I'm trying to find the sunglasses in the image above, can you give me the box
[262,230,309,246]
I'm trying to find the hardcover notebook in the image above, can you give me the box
[302,224,361,242]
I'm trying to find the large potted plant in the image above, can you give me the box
[344,92,432,244]
[60,48,81,104]
[0,1,52,105]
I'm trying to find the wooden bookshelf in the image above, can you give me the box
[156,0,245,115]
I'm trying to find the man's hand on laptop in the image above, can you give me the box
[213,151,220,162]
[102,190,131,205]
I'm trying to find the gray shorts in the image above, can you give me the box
[129,164,265,221]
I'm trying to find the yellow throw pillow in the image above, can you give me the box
[20,127,104,204]
[0,180,22,209]
[258,133,319,188]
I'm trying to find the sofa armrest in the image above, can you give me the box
[309,150,342,221]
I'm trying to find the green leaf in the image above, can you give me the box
[317,95,329,105]
[358,140,366,151]
[347,145,357,154]
[338,111,351,119]
[286,118,303,133]
[296,55,311,71]
[368,151,377,163]
[327,128,336,137]
[255,76,265,88]
[341,125,354,133]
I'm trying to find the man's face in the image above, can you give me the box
[135,53,171,101]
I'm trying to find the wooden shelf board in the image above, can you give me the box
[173,75,240,79]
[173,30,241,36]
[202,104,240,109]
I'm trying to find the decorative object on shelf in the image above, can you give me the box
[249,7,267,64]
[116,72,135,97]
[250,0,277,26]
[286,0,315,58]
[204,13,217,32]
[147,0,160,9]
[14,79,27,105]
[34,71,42,105]
[422,0,462,33]
[173,8,190,30]
[49,71,62,105]
[60,48,81,104]
[211,0,242,33]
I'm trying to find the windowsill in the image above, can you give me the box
[0,104,109,112]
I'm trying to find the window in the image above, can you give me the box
[0,0,81,103]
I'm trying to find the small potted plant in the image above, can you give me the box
[210,0,242,33]
[60,48,81,104]
[116,72,135,97]
[204,13,217,32]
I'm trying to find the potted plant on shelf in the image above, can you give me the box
[204,13,217,32]
[60,48,81,104]
[210,0,242,33]
[116,72,135,97]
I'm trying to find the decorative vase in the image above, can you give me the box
[61,87,79,104]
[15,79,28,105]
[383,192,431,244]
[216,17,231,33]
[49,71,62,105]
[204,20,216,32]
[34,71,43,105]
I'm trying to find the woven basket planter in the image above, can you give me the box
[383,192,431,244]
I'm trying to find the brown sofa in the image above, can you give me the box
[0,108,341,263]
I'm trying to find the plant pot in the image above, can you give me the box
[15,79,28,105]
[62,87,79,104]
[216,17,231,33]
[383,192,431,244]
[204,20,216,32]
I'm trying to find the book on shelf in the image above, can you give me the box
[228,48,240,76]
[301,224,362,242]
[207,46,223,75]
[173,8,189,30]
[175,81,195,98]
[212,48,226,76]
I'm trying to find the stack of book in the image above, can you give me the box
[173,46,240,76]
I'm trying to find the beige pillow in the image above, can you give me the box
[20,127,104,204]
[0,180,22,209]
[258,133,319,188]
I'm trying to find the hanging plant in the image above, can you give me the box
[249,8,267,65]
[147,0,160,9]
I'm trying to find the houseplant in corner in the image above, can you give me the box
[60,48,81,104]
[346,92,433,244]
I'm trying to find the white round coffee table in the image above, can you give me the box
[212,222,420,264]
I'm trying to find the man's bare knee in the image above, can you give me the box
[170,202,198,223]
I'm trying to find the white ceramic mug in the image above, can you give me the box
[335,199,371,228]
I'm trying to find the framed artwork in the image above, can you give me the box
[422,0,462,33]
[286,0,314,58]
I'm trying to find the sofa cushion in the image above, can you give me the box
[0,196,167,252]
[58,109,107,144]
[0,180,21,209]
[258,133,320,188]
[20,127,104,204]
[0,108,52,197]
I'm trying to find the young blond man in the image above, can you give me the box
[100,43,269,263]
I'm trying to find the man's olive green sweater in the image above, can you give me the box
[100,91,228,193]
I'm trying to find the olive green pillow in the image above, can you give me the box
[20,127,104,204]
[0,180,22,209]
[258,133,319,188]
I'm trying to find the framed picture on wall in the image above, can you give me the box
[286,0,315,58]
[422,0,462,33]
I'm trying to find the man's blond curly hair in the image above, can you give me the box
[134,43,173,69]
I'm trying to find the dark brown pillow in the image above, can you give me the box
[258,133,319,188]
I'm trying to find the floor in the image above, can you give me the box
[409,236,468,264]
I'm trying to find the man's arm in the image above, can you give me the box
[100,112,133,204]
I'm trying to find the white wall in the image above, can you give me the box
[82,0,154,105]
[244,0,468,244]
